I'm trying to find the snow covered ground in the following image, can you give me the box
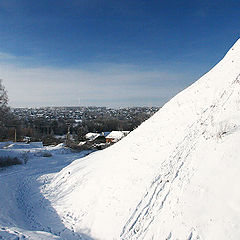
[0,143,93,239]
[1,39,240,240]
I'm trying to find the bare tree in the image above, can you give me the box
[0,79,11,139]
[0,79,8,101]
[0,79,9,123]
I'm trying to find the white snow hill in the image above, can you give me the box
[7,39,240,240]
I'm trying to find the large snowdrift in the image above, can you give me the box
[45,40,240,240]
[45,39,240,239]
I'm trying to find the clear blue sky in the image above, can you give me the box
[0,0,239,107]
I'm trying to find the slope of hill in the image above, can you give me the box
[44,39,240,239]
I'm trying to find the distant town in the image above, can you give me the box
[8,106,160,149]
[12,106,160,123]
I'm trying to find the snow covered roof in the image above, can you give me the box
[85,132,100,141]
[105,131,125,141]
[78,141,86,146]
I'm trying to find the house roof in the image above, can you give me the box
[106,131,125,141]
[85,133,100,141]
[101,132,111,137]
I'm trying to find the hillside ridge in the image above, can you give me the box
[44,38,240,239]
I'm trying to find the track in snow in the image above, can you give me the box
[0,150,94,239]
[121,75,240,240]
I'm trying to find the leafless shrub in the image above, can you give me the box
[0,156,22,167]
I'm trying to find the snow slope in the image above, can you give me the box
[44,39,240,239]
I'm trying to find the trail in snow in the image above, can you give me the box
[0,146,94,239]
[121,73,240,239]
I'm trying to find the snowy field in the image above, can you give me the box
[1,39,240,240]
[0,143,94,239]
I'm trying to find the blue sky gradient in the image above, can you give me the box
[0,0,239,107]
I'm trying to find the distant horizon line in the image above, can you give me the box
[11,105,161,109]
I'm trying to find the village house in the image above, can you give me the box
[85,132,100,141]
[105,131,130,143]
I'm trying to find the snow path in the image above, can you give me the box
[0,148,94,239]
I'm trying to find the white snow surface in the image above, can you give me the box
[1,39,240,240]
[4,142,44,149]
[45,39,240,239]
[0,144,93,239]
